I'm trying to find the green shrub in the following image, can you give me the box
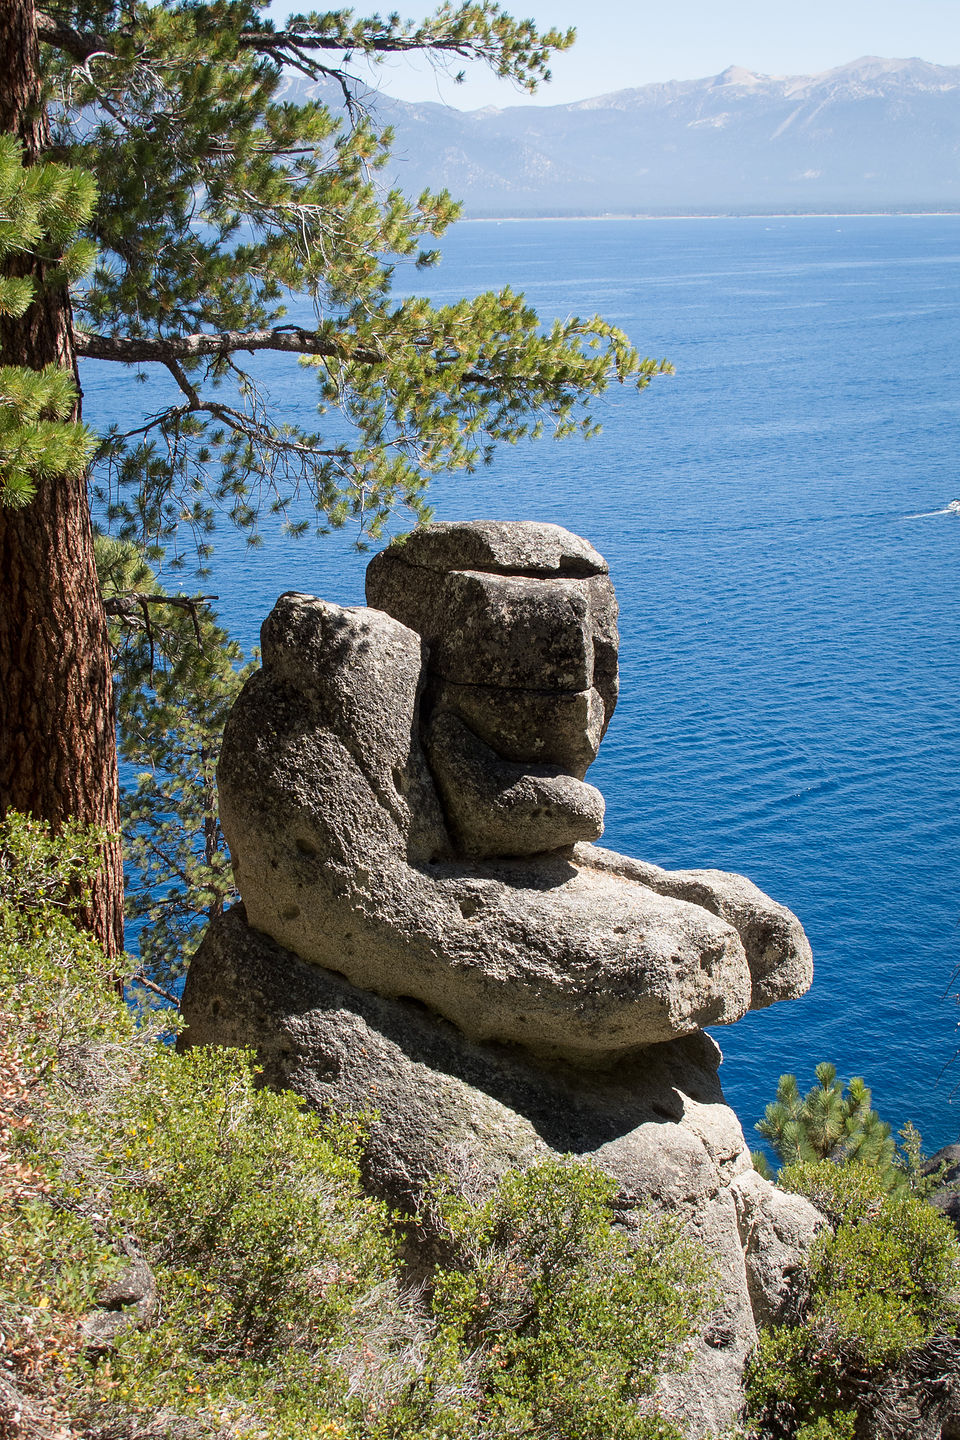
[2,813,710,1440]
[0,814,135,1430]
[795,1412,857,1440]
[72,1047,408,1437]
[417,1160,712,1439]
[746,1160,960,1437]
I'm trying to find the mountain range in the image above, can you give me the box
[281,57,960,216]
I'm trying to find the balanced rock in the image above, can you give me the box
[185,518,822,1434]
[217,527,812,1063]
[366,520,618,778]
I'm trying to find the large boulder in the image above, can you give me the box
[186,518,823,1434]
[181,908,823,1438]
[217,589,812,1063]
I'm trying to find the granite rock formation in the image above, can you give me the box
[182,910,822,1435]
[182,519,821,1434]
[214,523,812,1064]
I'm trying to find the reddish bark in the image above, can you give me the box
[0,0,124,956]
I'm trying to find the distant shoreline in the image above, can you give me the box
[462,210,960,223]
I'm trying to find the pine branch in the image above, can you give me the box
[104,591,219,620]
[111,398,352,459]
[35,11,113,64]
[34,12,509,65]
[37,7,572,91]
[75,326,513,390]
[75,325,386,367]
[164,356,201,407]
[104,591,219,660]
[236,25,487,56]
[128,968,180,1008]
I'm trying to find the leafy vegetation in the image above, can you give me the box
[0,133,96,508]
[420,1166,712,1440]
[96,537,252,989]
[752,1062,927,1195]
[743,1065,960,1437]
[745,1160,960,1438]
[1,812,708,1439]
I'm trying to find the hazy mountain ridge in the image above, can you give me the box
[280,57,960,215]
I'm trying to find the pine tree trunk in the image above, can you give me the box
[0,0,125,956]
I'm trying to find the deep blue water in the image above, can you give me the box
[86,216,960,1152]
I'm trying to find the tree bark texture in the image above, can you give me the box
[0,0,125,956]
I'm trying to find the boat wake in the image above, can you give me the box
[905,499,960,519]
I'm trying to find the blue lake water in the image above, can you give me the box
[85,215,960,1152]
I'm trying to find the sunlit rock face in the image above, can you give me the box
[184,521,822,1434]
[366,520,619,784]
[214,522,811,1063]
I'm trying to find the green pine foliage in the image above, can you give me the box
[753,1062,917,1192]
[0,362,91,506]
[95,536,253,987]
[746,1161,960,1438]
[0,133,97,506]
[36,2,671,562]
[2,812,708,1440]
[0,132,97,303]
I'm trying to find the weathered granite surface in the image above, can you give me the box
[185,519,821,1433]
[217,531,812,1062]
[182,908,822,1438]
[366,521,618,778]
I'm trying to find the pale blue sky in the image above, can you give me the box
[268,0,960,108]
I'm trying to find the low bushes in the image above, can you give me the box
[1,814,709,1439]
[10,811,956,1440]
[746,1160,960,1438]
